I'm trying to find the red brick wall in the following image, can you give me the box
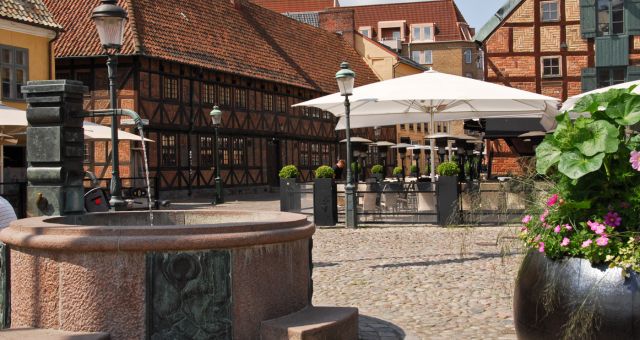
[319,8,355,47]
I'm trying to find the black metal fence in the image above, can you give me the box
[83,177,160,209]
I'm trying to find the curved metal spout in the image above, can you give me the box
[81,109,145,130]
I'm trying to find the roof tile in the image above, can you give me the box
[0,0,61,30]
[44,0,379,93]
[250,0,334,13]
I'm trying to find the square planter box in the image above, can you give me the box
[313,178,337,226]
[436,176,459,226]
[280,178,301,212]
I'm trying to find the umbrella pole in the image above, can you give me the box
[430,109,436,179]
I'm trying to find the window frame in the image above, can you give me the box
[541,56,562,78]
[199,135,214,168]
[597,0,624,37]
[540,0,560,22]
[160,134,178,167]
[464,49,473,64]
[0,45,28,101]
[410,23,435,43]
[359,26,372,39]
[411,50,433,65]
[597,67,626,88]
[162,76,179,102]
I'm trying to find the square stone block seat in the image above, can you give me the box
[261,306,358,340]
[0,328,110,340]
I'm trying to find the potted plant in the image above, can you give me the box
[313,165,337,226]
[515,88,640,339]
[409,165,419,177]
[351,162,362,182]
[370,164,384,181]
[436,161,460,225]
[279,164,301,212]
[392,166,403,181]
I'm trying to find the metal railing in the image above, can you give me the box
[83,177,160,203]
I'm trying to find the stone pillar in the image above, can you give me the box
[22,80,86,216]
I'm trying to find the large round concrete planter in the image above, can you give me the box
[514,251,640,339]
[0,210,314,340]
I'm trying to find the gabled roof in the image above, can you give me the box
[250,0,335,13]
[284,11,320,27]
[0,0,61,30]
[473,0,522,43]
[341,0,471,42]
[43,0,379,94]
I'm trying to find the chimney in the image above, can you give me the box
[319,8,355,47]
[230,0,245,10]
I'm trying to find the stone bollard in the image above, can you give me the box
[22,80,87,216]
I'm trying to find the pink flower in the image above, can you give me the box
[534,234,541,242]
[540,209,549,223]
[538,242,545,253]
[547,194,559,207]
[522,215,532,224]
[596,236,609,247]
[582,239,593,248]
[554,225,562,233]
[564,224,573,231]
[520,226,528,233]
[561,237,570,247]
[604,211,622,227]
[587,220,606,235]
[631,151,640,171]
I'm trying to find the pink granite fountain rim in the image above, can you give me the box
[0,210,314,252]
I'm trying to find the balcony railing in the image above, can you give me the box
[379,38,402,51]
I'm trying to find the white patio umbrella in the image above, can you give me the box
[83,122,153,142]
[560,80,640,112]
[294,70,559,177]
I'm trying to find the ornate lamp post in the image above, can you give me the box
[92,0,128,209]
[336,62,357,228]
[210,106,224,204]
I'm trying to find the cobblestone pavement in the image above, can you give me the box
[311,226,523,340]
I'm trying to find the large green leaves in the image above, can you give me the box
[536,140,561,174]
[558,152,605,180]
[574,120,619,156]
[607,94,640,126]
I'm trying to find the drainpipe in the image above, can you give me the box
[48,30,60,79]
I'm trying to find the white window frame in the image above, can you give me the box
[541,56,562,78]
[410,23,435,42]
[359,26,372,39]
[411,50,433,65]
[378,20,406,42]
[540,0,559,22]
[464,49,473,64]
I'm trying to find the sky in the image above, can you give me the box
[339,0,507,29]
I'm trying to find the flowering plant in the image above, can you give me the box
[522,87,640,274]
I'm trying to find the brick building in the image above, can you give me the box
[45,0,388,197]
[474,0,640,176]
[253,0,482,174]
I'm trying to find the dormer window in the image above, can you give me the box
[378,20,405,42]
[359,26,372,39]
[411,24,434,42]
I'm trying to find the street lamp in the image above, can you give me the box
[336,62,357,229]
[210,106,224,204]
[92,0,128,209]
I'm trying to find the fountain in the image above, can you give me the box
[0,80,357,339]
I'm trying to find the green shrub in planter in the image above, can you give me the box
[350,162,361,173]
[410,165,418,174]
[436,161,460,176]
[371,164,384,174]
[314,165,334,179]
[392,166,403,175]
[279,165,299,179]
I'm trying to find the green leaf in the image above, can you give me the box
[628,134,640,150]
[558,151,605,179]
[536,140,562,174]
[563,200,592,210]
[572,94,601,114]
[574,120,619,156]
[611,94,640,126]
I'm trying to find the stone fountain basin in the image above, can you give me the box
[0,210,315,340]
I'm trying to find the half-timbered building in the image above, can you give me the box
[44,0,389,197]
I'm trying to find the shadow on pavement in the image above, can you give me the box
[359,314,406,340]
[370,252,512,269]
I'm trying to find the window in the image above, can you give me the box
[542,57,561,77]
[464,49,473,64]
[417,123,422,132]
[161,134,177,166]
[311,143,320,167]
[400,124,406,130]
[597,0,624,36]
[83,142,93,164]
[263,93,274,111]
[0,46,28,100]
[300,142,309,167]
[203,84,216,104]
[232,138,245,165]
[219,86,231,107]
[321,144,330,165]
[411,24,434,42]
[199,136,213,168]
[359,26,372,38]
[163,77,178,100]
[234,88,247,109]
[409,123,414,131]
[411,50,433,65]
[380,27,401,40]
[219,137,230,165]
[276,96,287,113]
[597,68,626,88]
[541,1,559,22]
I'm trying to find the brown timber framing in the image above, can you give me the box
[55,55,368,194]
[480,0,594,101]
